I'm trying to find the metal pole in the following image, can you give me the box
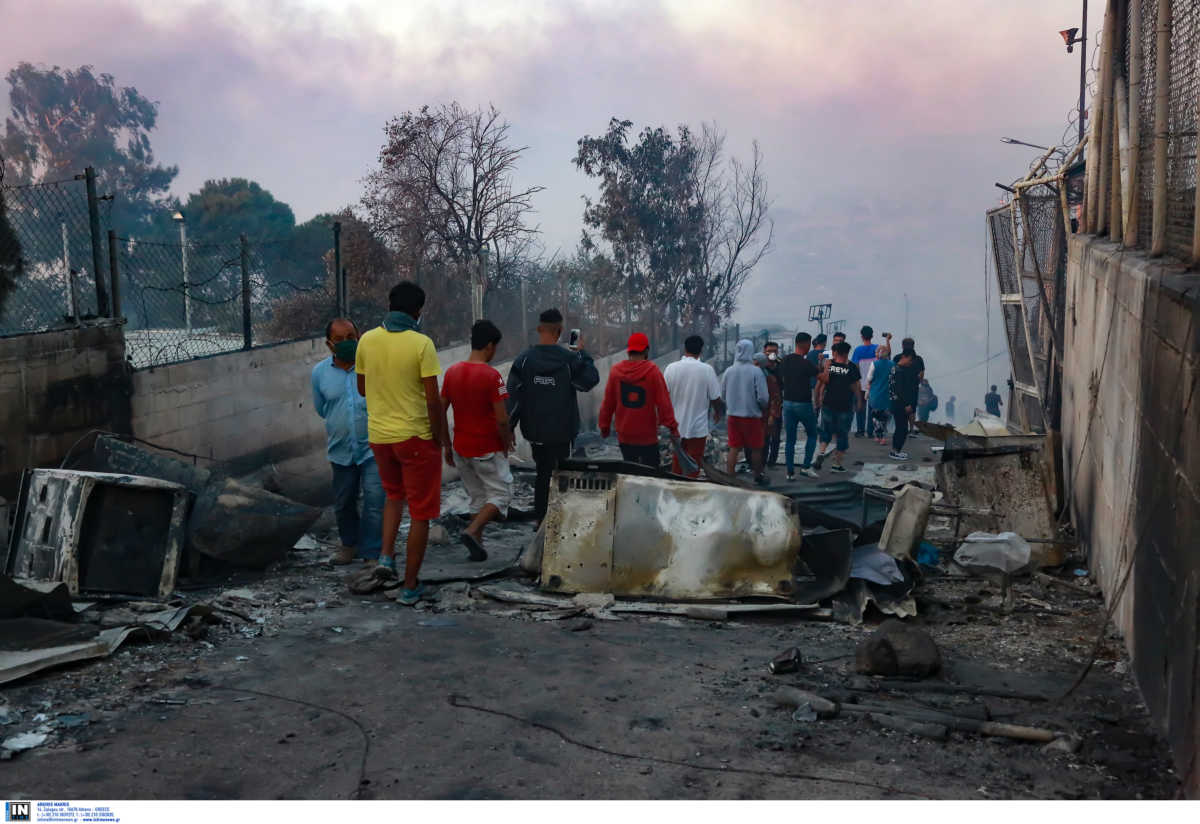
[107,229,121,320]
[179,220,191,332]
[475,247,487,323]
[240,234,252,350]
[1079,0,1088,148]
[84,166,110,316]
[332,221,343,316]
[904,293,909,338]
[1151,0,1172,256]
[341,267,349,317]
[519,270,529,345]
[62,220,79,324]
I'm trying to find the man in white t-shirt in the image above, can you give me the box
[663,335,723,478]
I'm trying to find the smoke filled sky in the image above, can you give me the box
[2,0,1095,405]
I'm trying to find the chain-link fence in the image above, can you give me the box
[1087,0,1200,262]
[120,230,338,369]
[0,175,109,335]
[986,171,1073,433]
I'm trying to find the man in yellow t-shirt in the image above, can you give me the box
[355,281,448,606]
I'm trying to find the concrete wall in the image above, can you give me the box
[1063,235,1200,796]
[0,321,131,499]
[130,337,473,505]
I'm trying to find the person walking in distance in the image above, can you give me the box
[762,341,783,465]
[812,340,864,473]
[850,326,879,437]
[778,331,820,480]
[752,351,783,470]
[945,395,957,423]
[311,318,384,566]
[507,309,600,528]
[888,349,921,460]
[866,341,894,445]
[984,385,1003,417]
[440,320,514,563]
[355,282,448,605]
[721,339,770,486]
[663,335,723,478]
[916,378,937,423]
[599,332,679,468]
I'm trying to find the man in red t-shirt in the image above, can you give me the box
[441,320,514,562]
[599,332,679,468]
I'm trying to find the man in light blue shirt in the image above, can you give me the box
[312,318,383,565]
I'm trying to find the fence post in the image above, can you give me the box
[107,230,121,320]
[1151,0,1172,256]
[332,221,343,316]
[240,234,252,350]
[84,166,110,316]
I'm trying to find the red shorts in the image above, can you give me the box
[672,436,707,478]
[727,415,765,450]
[369,437,443,521]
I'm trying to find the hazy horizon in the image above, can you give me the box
[1,0,1095,407]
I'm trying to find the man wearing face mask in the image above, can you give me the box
[311,318,384,565]
[762,341,783,467]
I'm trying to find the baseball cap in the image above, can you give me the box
[627,332,650,352]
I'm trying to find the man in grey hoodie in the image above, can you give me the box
[721,339,770,486]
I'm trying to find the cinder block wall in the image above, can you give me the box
[130,338,473,504]
[0,321,131,499]
[1063,235,1200,796]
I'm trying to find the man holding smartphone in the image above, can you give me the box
[507,309,600,527]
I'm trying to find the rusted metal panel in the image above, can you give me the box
[6,469,188,598]
[542,468,800,599]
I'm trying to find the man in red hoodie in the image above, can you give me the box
[599,333,679,468]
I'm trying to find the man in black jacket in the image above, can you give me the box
[507,308,600,526]
[888,349,921,460]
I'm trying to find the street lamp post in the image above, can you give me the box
[1000,137,1051,151]
[1060,2,1088,148]
[173,211,190,333]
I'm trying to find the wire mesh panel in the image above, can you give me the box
[1137,0,1159,251]
[1165,0,1199,259]
[0,178,102,335]
[121,238,245,368]
[1002,303,1036,389]
[1021,392,1045,433]
[988,207,1019,295]
[249,236,335,346]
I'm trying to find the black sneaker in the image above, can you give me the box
[753,474,771,487]
[812,451,826,470]
[830,463,847,473]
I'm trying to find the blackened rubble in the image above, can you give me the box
[0,431,1180,797]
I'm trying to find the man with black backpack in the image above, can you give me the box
[507,309,600,527]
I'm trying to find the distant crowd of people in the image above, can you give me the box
[309,281,998,604]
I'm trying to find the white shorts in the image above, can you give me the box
[455,451,513,516]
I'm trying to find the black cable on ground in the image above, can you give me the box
[207,685,371,799]
[446,693,929,798]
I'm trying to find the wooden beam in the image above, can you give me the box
[1151,0,1172,256]
[1125,0,1143,246]
[1112,76,1128,242]
[1088,0,1117,234]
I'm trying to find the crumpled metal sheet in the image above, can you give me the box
[542,469,800,599]
[0,603,211,686]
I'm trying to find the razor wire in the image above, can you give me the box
[120,233,337,369]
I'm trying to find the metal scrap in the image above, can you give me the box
[542,462,801,600]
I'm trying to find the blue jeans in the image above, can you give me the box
[782,401,818,474]
[819,409,854,453]
[331,458,384,559]
[855,402,868,435]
